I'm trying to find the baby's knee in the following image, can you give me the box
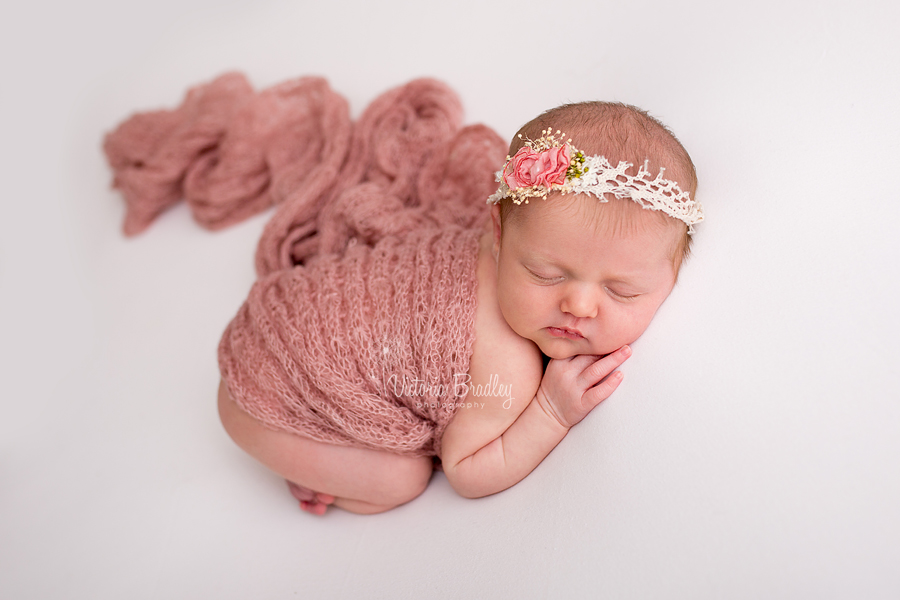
[339,468,430,515]
[379,454,433,507]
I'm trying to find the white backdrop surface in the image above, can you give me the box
[2,1,898,598]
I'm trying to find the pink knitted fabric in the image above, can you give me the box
[218,226,481,457]
[104,73,352,237]
[104,73,506,457]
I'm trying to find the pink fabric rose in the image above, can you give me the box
[502,145,571,190]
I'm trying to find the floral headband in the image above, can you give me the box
[487,129,704,233]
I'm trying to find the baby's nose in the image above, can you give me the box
[560,284,599,319]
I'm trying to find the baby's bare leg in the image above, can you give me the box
[217,380,433,515]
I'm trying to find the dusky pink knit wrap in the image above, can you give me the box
[104,73,506,457]
[219,227,482,457]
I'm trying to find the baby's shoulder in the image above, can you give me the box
[470,231,543,398]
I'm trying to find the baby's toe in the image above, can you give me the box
[300,500,329,516]
[286,480,316,502]
[315,493,336,505]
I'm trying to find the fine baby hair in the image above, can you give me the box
[492,102,702,274]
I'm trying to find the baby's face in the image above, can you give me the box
[492,197,679,359]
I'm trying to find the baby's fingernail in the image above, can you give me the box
[621,345,631,356]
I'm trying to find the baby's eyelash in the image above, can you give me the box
[526,268,560,283]
[606,287,639,300]
[525,267,640,298]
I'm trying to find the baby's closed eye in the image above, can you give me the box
[605,287,640,300]
[526,267,563,284]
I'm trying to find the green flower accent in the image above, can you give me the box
[566,151,589,180]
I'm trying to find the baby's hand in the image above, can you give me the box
[535,345,631,429]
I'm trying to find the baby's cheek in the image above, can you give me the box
[622,309,655,342]
[496,289,526,334]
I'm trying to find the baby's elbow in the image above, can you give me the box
[444,467,479,499]
[442,458,492,499]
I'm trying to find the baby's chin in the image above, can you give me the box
[538,338,622,360]
[539,345,613,360]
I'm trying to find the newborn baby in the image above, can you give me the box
[217,100,703,514]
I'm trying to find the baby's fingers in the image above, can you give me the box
[582,369,625,410]
[578,345,631,388]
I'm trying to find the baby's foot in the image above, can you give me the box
[286,481,335,516]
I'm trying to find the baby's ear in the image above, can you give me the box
[490,204,502,258]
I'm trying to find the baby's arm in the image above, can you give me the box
[442,347,629,498]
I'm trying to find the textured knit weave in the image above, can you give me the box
[218,226,481,457]
[103,73,352,237]
[104,73,507,457]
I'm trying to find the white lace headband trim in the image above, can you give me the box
[486,130,704,234]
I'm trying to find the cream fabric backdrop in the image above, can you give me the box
[2,0,898,598]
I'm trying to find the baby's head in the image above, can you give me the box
[489,102,702,359]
